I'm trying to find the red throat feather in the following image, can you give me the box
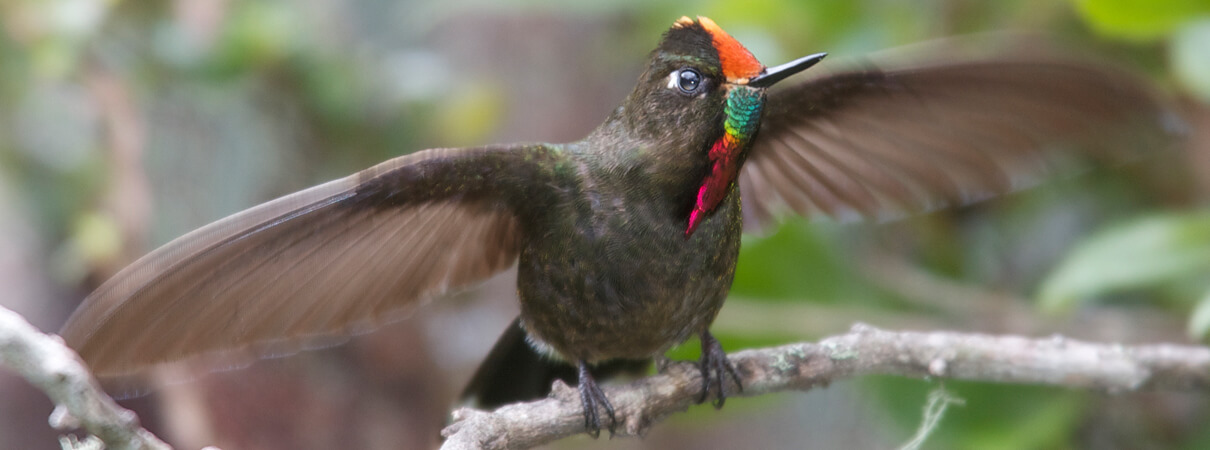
[682,17,767,237]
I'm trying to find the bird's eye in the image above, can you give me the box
[675,68,703,94]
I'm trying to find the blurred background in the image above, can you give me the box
[1,0,1208,448]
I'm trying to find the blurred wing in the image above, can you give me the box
[740,52,1181,231]
[61,145,534,377]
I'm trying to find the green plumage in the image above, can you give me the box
[724,86,764,139]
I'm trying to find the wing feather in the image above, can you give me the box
[743,50,1179,231]
[61,146,538,377]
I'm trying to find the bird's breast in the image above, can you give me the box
[514,175,743,362]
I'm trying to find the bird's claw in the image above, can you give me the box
[578,361,617,437]
[698,331,742,408]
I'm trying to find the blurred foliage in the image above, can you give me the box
[1039,213,1210,314]
[1034,0,1210,344]
[1074,0,1210,100]
[0,0,1207,449]
[733,220,863,302]
[1171,19,1210,103]
[868,378,1089,450]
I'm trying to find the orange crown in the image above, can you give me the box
[695,16,764,81]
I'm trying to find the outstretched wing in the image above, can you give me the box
[61,145,547,377]
[740,52,1180,231]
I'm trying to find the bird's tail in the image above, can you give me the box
[461,317,651,409]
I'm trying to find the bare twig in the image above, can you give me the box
[440,324,1210,450]
[0,305,171,450]
[898,386,964,450]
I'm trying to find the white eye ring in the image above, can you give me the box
[667,68,705,95]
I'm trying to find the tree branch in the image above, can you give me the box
[0,305,171,450]
[440,324,1210,450]
[8,296,1209,450]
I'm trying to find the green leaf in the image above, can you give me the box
[1073,0,1210,41]
[1038,212,1210,313]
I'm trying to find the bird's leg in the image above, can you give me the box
[577,360,617,437]
[654,354,673,373]
[698,330,742,408]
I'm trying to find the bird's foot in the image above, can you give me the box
[654,355,673,373]
[698,331,742,408]
[577,361,617,438]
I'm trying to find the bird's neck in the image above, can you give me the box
[687,87,765,235]
[581,107,712,189]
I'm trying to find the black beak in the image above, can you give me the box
[748,52,827,88]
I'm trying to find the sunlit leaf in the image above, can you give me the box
[1172,19,1210,103]
[1038,212,1210,313]
[1073,0,1210,41]
[74,211,122,265]
[1188,287,1210,340]
[434,82,505,146]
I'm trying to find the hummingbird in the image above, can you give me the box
[61,16,1173,436]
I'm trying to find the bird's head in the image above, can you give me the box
[624,16,825,141]
[622,16,826,235]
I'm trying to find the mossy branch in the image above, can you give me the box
[441,324,1210,449]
